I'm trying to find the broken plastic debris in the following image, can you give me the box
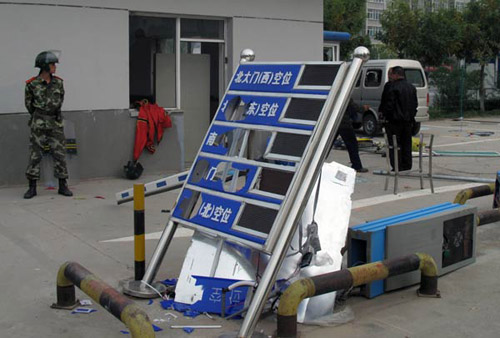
[161,278,178,286]
[120,330,129,334]
[173,302,191,312]
[71,307,97,314]
[152,324,163,332]
[160,299,174,310]
[94,195,106,199]
[183,327,194,334]
[147,299,153,305]
[79,299,92,306]
[165,312,178,319]
[183,309,200,318]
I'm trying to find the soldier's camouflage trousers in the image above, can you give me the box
[25,117,69,180]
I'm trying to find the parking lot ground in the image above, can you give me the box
[1,117,500,337]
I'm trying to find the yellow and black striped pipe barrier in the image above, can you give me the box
[52,261,155,338]
[277,253,438,338]
[453,183,495,205]
[477,208,500,226]
[134,184,146,281]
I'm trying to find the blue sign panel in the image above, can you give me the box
[215,95,311,131]
[173,189,266,244]
[217,95,287,124]
[201,125,237,155]
[230,64,302,93]
[188,156,282,204]
[171,62,341,246]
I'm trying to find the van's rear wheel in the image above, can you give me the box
[363,114,379,136]
[412,122,421,136]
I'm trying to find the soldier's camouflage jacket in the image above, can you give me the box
[25,75,65,127]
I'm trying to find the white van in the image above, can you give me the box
[351,59,429,136]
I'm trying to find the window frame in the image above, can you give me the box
[364,68,383,88]
[129,13,227,110]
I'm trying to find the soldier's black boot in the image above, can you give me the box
[58,179,73,197]
[23,179,37,199]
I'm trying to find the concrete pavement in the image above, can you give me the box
[1,118,500,337]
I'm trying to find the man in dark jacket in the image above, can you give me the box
[378,66,418,171]
[333,99,368,173]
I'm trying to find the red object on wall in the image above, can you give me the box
[133,101,172,161]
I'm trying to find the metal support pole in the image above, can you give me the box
[419,133,424,189]
[373,170,495,184]
[429,134,435,193]
[493,170,500,208]
[237,47,370,338]
[143,220,177,284]
[383,129,391,191]
[393,134,399,195]
[134,184,146,281]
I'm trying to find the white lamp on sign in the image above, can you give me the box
[240,49,255,63]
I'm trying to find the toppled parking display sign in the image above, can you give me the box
[171,62,344,251]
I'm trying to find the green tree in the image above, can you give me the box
[461,0,500,112]
[378,1,420,59]
[323,0,371,60]
[379,2,463,67]
[415,8,463,67]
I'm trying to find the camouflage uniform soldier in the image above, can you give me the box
[23,51,73,198]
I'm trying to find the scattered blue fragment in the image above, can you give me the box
[173,302,191,312]
[147,299,153,305]
[152,324,163,332]
[71,307,97,314]
[120,330,130,334]
[160,299,174,310]
[275,279,291,293]
[183,327,194,334]
[161,278,178,286]
[183,309,200,318]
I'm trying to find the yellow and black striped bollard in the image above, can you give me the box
[134,184,146,280]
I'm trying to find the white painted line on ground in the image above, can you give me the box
[352,183,482,210]
[424,124,499,131]
[433,137,500,148]
[101,227,194,243]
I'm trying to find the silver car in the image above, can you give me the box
[351,59,429,136]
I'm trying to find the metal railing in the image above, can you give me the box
[277,253,439,338]
[52,261,155,338]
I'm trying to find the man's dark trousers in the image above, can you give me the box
[385,121,413,171]
[338,127,363,170]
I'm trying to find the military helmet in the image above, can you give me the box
[35,51,59,68]
[124,161,144,180]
